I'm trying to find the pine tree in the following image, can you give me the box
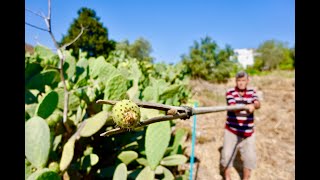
[60,7,115,59]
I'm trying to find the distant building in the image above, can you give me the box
[233,48,256,68]
[25,43,34,54]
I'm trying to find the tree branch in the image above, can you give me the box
[26,8,46,18]
[25,22,49,32]
[61,25,85,49]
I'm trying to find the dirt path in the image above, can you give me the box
[176,71,295,180]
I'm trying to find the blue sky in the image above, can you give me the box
[25,0,295,64]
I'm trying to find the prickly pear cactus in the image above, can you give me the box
[112,100,141,129]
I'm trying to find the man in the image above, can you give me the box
[220,71,261,180]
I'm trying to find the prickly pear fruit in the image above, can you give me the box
[112,100,141,129]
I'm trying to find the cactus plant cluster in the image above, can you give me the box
[25,46,191,179]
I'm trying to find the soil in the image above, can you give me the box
[176,71,295,180]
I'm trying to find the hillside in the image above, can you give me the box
[176,70,295,180]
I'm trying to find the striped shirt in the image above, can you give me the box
[225,87,259,138]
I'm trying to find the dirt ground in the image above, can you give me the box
[176,71,295,180]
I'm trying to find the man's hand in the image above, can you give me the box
[245,104,255,113]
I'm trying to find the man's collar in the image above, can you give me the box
[235,86,247,92]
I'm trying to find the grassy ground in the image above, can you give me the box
[176,70,295,180]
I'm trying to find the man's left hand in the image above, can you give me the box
[245,104,255,113]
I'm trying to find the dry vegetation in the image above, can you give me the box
[176,70,295,180]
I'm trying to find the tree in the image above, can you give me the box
[115,37,154,63]
[60,7,116,59]
[253,40,294,71]
[181,36,238,83]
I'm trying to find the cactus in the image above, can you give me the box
[52,134,62,152]
[103,75,129,111]
[136,158,149,166]
[141,86,158,102]
[160,154,188,166]
[170,128,187,155]
[55,88,80,111]
[126,61,142,100]
[25,159,33,179]
[113,163,127,180]
[79,111,109,137]
[27,168,61,180]
[117,151,138,165]
[88,56,119,83]
[112,100,141,129]
[48,162,60,173]
[26,69,60,92]
[46,110,63,127]
[34,45,55,59]
[136,166,154,180]
[81,154,99,173]
[145,121,171,170]
[155,165,174,180]
[63,50,76,80]
[25,116,51,168]
[35,90,59,119]
[25,89,37,104]
[25,103,38,120]
[59,136,76,171]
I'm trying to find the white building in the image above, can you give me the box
[233,48,256,68]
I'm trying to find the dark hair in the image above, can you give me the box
[236,71,248,79]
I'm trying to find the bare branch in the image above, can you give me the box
[25,22,49,32]
[61,25,85,49]
[27,0,84,127]
[25,8,46,18]
[48,0,51,21]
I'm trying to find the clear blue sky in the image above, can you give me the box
[25,0,295,64]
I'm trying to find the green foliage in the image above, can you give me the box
[113,163,127,180]
[59,136,76,171]
[25,116,51,168]
[136,166,155,180]
[26,69,60,92]
[81,153,99,173]
[103,74,129,111]
[156,165,174,180]
[35,91,59,119]
[118,151,139,165]
[181,36,238,83]
[60,7,115,59]
[116,37,154,63]
[252,39,294,71]
[25,44,190,179]
[170,128,187,155]
[145,121,171,170]
[79,111,109,137]
[27,168,61,180]
[160,154,188,166]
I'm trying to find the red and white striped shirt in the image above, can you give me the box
[225,87,259,137]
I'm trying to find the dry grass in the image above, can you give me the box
[177,70,295,180]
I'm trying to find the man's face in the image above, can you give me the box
[236,76,249,90]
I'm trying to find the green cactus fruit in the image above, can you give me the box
[112,100,141,129]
